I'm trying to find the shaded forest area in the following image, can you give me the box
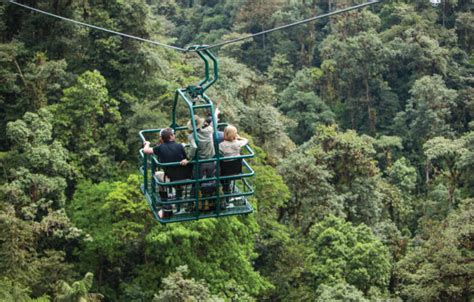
[0,0,473,301]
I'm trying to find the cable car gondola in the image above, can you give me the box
[139,46,255,224]
[8,0,386,224]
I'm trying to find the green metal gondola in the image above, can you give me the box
[139,45,254,224]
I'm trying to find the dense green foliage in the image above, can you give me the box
[0,0,472,301]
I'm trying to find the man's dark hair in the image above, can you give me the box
[204,116,213,128]
[160,128,174,142]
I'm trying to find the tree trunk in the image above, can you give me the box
[364,76,376,135]
[425,160,430,184]
[14,59,42,110]
[442,0,446,27]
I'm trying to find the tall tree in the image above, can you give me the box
[315,282,368,302]
[55,272,103,302]
[279,68,335,144]
[0,109,80,298]
[52,70,126,181]
[306,216,391,297]
[394,74,458,150]
[153,266,223,302]
[279,125,385,227]
[396,199,474,301]
[0,42,70,150]
[424,136,466,209]
[320,29,396,134]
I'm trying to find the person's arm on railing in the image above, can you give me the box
[214,107,220,124]
[237,135,248,147]
[143,141,154,155]
[179,143,189,166]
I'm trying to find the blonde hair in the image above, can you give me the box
[224,125,238,141]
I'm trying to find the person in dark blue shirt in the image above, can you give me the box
[143,128,191,218]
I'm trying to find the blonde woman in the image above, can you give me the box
[219,125,248,196]
[219,125,248,158]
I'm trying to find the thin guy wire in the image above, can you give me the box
[8,0,188,52]
[202,0,383,50]
[9,0,383,52]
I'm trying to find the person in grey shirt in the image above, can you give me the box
[182,107,220,178]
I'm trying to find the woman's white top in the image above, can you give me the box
[219,138,248,157]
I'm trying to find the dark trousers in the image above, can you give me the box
[219,160,242,195]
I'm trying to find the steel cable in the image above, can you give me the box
[8,0,383,52]
[8,0,188,52]
[202,1,383,50]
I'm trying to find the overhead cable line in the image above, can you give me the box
[8,0,188,52]
[8,0,383,52]
[202,0,384,50]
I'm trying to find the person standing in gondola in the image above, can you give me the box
[182,107,220,177]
